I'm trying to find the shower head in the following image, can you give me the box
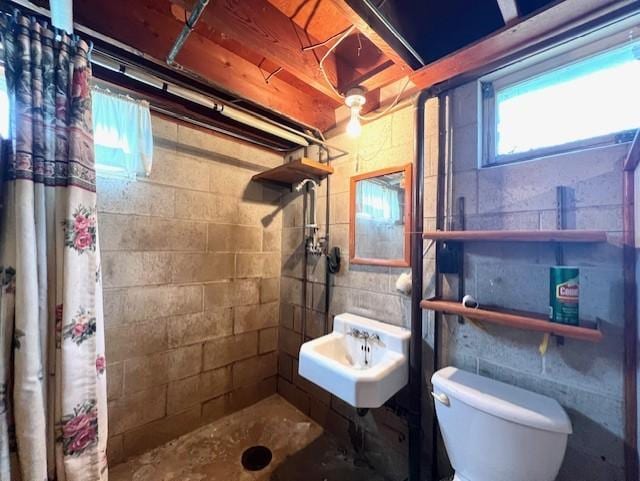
[294,178,319,192]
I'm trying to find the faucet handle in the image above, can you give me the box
[347,329,381,341]
[348,328,363,338]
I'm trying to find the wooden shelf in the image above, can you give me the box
[421,298,603,343]
[422,229,607,243]
[252,157,333,187]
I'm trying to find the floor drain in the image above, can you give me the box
[241,445,273,471]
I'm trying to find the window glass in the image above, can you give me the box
[493,41,640,160]
[92,89,153,179]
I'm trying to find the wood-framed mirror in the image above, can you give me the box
[349,164,412,267]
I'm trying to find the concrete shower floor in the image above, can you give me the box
[109,394,390,481]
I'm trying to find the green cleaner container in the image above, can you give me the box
[549,266,579,325]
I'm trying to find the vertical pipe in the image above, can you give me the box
[553,186,567,346]
[431,91,448,481]
[324,166,332,334]
[623,167,639,481]
[456,197,465,324]
[302,186,309,343]
[623,130,639,481]
[555,186,567,266]
[409,89,430,481]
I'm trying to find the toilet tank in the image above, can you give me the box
[432,367,572,481]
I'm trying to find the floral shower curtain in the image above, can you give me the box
[0,14,108,481]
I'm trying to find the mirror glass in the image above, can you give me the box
[350,165,411,267]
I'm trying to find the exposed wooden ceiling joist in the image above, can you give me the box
[497,0,520,24]
[167,4,329,102]
[408,0,638,93]
[265,0,410,94]
[172,0,344,101]
[70,0,337,130]
[267,0,352,39]
[344,61,404,92]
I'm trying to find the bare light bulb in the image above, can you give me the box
[346,106,362,137]
[344,87,366,138]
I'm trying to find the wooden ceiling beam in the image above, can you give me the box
[266,0,390,80]
[168,4,330,101]
[173,0,344,101]
[341,61,406,92]
[263,1,409,98]
[408,0,638,92]
[179,31,336,129]
[71,0,336,130]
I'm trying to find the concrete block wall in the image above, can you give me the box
[96,80,628,478]
[277,103,422,480]
[99,114,283,464]
[439,80,627,480]
[276,79,627,481]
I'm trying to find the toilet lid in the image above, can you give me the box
[432,367,572,434]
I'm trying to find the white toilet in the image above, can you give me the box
[431,367,572,481]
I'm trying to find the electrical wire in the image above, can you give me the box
[359,76,411,121]
[319,25,356,98]
[302,27,353,51]
[315,23,411,122]
[264,67,283,84]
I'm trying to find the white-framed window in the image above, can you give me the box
[92,87,153,179]
[482,24,640,166]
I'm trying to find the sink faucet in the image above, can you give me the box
[347,328,381,367]
[348,328,380,342]
[348,328,366,339]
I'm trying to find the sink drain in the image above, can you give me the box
[241,445,272,471]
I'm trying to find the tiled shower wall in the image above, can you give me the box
[438,81,627,480]
[99,114,283,464]
[277,103,422,480]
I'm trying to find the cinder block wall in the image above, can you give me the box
[436,81,627,480]
[277,82,628,481]
[99,114,283,464]
[277,103,420,480]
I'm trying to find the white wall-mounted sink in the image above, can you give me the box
[298,313,411,408]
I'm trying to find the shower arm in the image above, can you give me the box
[295,178,319,230]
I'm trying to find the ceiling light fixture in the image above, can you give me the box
[345,87,366,138]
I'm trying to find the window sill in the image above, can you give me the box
[483,130,635,168]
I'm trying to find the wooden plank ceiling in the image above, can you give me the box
[64,0,637,133]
